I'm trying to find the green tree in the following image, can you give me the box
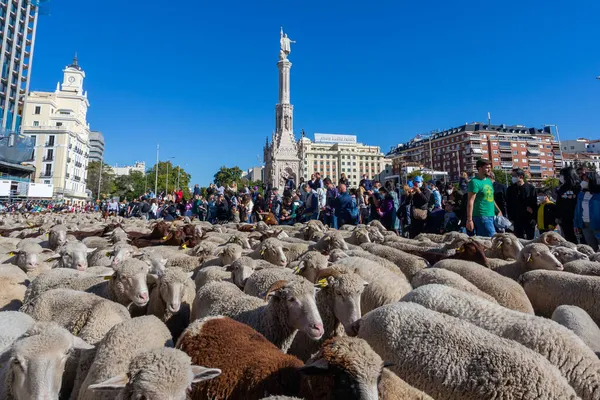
[86,161,115,200]
[213,166,244,187]
[114,170,147,199]
[146,162,192,198]
[406,170,432,183]
[543,177,560,190]
[492,169,511,186]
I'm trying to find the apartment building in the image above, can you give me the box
[112,161,145,177]
[21,56,92,204]
[387,123,561,184]
[560,138,600,154]
[298,133,385,186]
[88,130,104,162]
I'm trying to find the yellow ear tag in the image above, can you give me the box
[496,242,503,249]
[103,276,112,281]
[162,236,168,240]
[292,265,302,274]
[105,252,111,257]
[456,247,464,253]
[260,250,265,255]
[45,233,49,236]
[526,254,532,263]
[9,252,14,256]
[181,244,187,249]
[316,278,328,288]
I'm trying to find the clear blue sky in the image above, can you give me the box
[30,0,600,185]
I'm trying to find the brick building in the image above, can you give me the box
[387,123,561,184]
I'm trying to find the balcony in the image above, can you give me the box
[66,173,70,179]
[527,148,541,156]
[501,162,513,169]
[39,172,52,178]
[42,155,53,161]
[75,161,82,168]
[73,176,81,182]
[44,141,55,147]
[529,158,541,164]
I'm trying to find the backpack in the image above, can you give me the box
[350,197,359,219]
[141,202,151,213]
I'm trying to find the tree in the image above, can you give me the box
[492,169,511,186]
[146,161,192,198]
[213,166,244,187]
[114,170,147,199]
[543,177,560,190]
[86,161,115,200]
[406,170,432,183]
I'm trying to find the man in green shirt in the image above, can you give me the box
[466,159,503,237]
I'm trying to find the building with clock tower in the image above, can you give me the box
[21,55,95,204]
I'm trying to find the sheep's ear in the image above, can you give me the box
[40,248,54,254]
[45,254,62,262]
[88,374,128,391]
[190,366,222,383]
[72,336,94,350]
[132,252,144,258]
[224,264,235,272]
[147,274,160,285]
[300,358,330,375]
[86,247,97,254]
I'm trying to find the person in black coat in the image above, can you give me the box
[215,194,229,223]
[490,172,508,217]
[409,177,431,238]
[506,168,538,239]
[556,166,581,243]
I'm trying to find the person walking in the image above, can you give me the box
[556,166,581,244]
[574,171,600,251]
[301,183,320,221]
[489,172,508,217]
[506,168,538,239]
[339,173,349,187]
[334,183,354,227]
[409,176,431,238]
[536,189,558,235]
[377,187,396,231]
[465,159,502,237]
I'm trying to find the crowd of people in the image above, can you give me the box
[3,162,599,251]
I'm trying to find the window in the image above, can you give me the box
[514,158,519,162]
[521,151,526,155]
[56,122,63,127]
[520,144,526,148]
[34,106,40,114]
[571,146,575,150]
[522,159,527,163]
[47,135,55,146]
[33,121,39,126]
[513,151,518,155]
[512,143,517,147]
[493,150,498,154]
[493,158,499,162]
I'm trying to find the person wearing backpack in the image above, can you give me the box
[334,184,356,227]
[140,198,151,220]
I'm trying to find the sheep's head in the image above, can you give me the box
[352,229,371,245]
[229,256,257,288]
[111,258,152,307]
[259,239,287,266]
[316,269,367,335]
[520,243,563,272]
[551,246,589,264]
[217,243,243,266]
[316,232,349,254]
[227,234,251,250]
[367,219,386,233]
[491,233,524,260]
[88,348,220,399]
[539,231,567,247]
[13,245,54,273]
[158,268,193,313]
[47,242,95,271]
[10,322,93,400]
[265,278,324,339]
[294,251,329,282]
[48,225,68,249]
[576,244,596,257]
[328,249,349,262]
[300,337,382,400]
[366,226,385,244]
[452,240,488,267]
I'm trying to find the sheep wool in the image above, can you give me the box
[0,265,29,311]
[356,302,578,399]
[410,268,498,304]
[552,305,600,355]
[403,284,600,400]
[360,243,428,281]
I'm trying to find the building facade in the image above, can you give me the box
[563,152,600,171]
[88,130,104,163]
[243,166,264,182]
[0,0,40,132]
[387,123,561,184]
[561,138,600,154]
[112,161,145,176]
[298,134,386,186]
[21,56,92,204]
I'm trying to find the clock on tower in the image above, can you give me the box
[61,54,85,94]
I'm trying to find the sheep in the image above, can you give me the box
[164,253,203,273]
[360,243,428,281]
[216,243,243,266]
[289,251,328,282]
[333,248,406,277]
[287,268,367,362]
[20,288,131,345]
[562,260,600,276]
[410,268,499,304]
[12,238,55,274]
[192,279,324,352]
[76,315,175,399]
[0,311,35,355]
[378,368,433,400]
[48,241,96,271]
[522,230,573,248]
[487,242,563,280]
[344,227,372,246]
[228,256,279,288]
[147,267,195,340]
[194,266,232,288]
[355,301,579,399]
[520,270,600,324]
[177,316,385,400]
[0,322,94,400]
[552,246,590,264]
[433,259,534,313]
[81,235,111,250]
[48,224,68,249]
[402,284,600,400]
[577,244,597,257]
[311,231,349,253]
[332,256,412,314]
[486,232,523,260]
[188,241,218,257]
[0,265,29,311]
[246,238,288,266]
[552,305,600,355]
[243,268,298,298]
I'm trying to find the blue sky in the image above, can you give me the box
[30,0,600,185]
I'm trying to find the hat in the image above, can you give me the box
[427,180,435,185]
[476,159,490,169]
[407,180,413,187]
[414,176,424,183]
[253,186,258,190]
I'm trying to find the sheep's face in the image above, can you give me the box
[576,245,596,257]
[111,246,134,266]
[329,249,348,263]
[218,244,242,266]
[367,228,385,244]
[57,244,95,271]
[16,250,43,272]
[231,261,255,288]
[552,247,588,264]
[354,230,371,245]
[268,280,324,339]
[492,234,523,260]
[541,231,566,247]
[228,235,251,250]
[160,280,184,313]
[522,243,563,271]
[261,244,287,266]
[49,228,67,249]
[330,275,368,335]
[113,262,151,307]
[10,325,92,400]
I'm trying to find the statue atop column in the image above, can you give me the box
[279,27,296,60]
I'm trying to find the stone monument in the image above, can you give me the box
[264,27,301,191]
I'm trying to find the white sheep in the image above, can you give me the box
[355,302,578,399]
[228,256,279,288]
[552,246,590,264]
[192,279,324,352]
[487,242,563,280]
[403,284,600,400]
[0,265,29,311]
[48,224,68,250]
[0,311,34,355]
[552,305,600,355]
[562,260,600,276]
[243,268,298,298]
[360,243,428,280]
[0,321,93,400]
[12,238,55,274]
[48,241,96,271]
[410,268,499,304]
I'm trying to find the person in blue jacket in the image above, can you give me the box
[574,171,600,251]
[334,183,355,227]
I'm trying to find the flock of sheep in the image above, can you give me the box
[1,212,600,399]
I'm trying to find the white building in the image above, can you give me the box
[563,152,600,170]
[298,133,386,187]
[112,161,145,176]
[243,166,264,182]
[561,138,600,154]
[21,56,92,204]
